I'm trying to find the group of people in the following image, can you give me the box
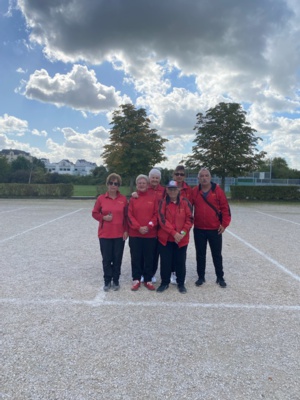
[92,165,231,294]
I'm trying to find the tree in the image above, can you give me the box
[185,102,266,189]
[92,165,108,184]
[0,156,11,182]
[102,104,168,191]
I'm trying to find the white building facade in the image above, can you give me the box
[41,159,97,176]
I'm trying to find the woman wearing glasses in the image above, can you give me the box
[92,173,128,292]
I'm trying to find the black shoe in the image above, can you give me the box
[195,278,205,286]
[156,284,169,293]
[216,278,227,288]
[178,285,187,294]
[112,282,120,291]
[103,282,111,292]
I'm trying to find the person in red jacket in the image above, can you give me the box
[130,168,165,283]
[127,174,158,291]
[157,180,193,294]
[173,165,192,201]
[169,165,193,285]
[92,173,128,292]
[192,168,231,288]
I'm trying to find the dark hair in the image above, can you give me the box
[174,165,185,173]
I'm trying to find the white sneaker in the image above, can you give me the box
[151,276,156,283]
[140,275,144,283]
[170,272,177,285]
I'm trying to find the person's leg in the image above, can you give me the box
[194,228,208,280]
[174,244,187,287]
[112,237,125,285]
[99,238,113,288]
[152,239,159,280]
[158,242,173,286]
[129,237,143,281]
[207,230,224,279]
[142,238,156,283]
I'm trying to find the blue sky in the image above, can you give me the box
[1,0,300,170]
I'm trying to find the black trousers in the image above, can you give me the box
[129,237,157,282]
[159,241,187,286]
[193,228,224,279]
[99,238,125,285]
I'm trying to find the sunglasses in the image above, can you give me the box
[174,173,185,176]
[108,181,120,186]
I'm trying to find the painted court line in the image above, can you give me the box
[1,297,300,311]
[227,229,300,282]
[0,209,84,244]
[256,211,300,226]
[0,207,28,214]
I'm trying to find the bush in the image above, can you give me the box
[0,183,73,198]
[230,185,300,201]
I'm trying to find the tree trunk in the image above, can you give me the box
[221,176,225,191]
[130,176,135,193]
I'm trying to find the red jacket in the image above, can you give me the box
[127,190,158,238]
[192,183,231,230]
[179,181,192,201]
[148,184,165,203]
[92,191,128,238]
[158,196,193,248]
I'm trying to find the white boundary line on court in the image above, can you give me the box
[1,297,300,311]
[0,207,28,214]
[255,211,300,226]
[226,229,300,282]
[0,208,84,244]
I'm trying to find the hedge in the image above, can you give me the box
[0,183,74,198]
[230,185,300,201]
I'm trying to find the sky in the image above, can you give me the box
[0,0,300,170]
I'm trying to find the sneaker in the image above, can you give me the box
[131,280,140,291]
[144,281,155,291]
[140,275,144,283]
[103,282,111,292]
[156,284,169,293]
[170,272,177,285]
[151,276,157,283]
[112,282,120,291]
[178,285,187,294]
[195,278,205,286]
[216,277,227,288]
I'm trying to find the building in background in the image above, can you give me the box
[41,158,97,176]
[0,149,32,163]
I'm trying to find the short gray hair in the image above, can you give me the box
[198,167,211,177]
[135,174,149,184]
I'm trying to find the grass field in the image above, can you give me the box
[73,185,131,197]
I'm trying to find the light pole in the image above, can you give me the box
[269,158,273,181]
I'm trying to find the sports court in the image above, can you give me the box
[1,199,300,400]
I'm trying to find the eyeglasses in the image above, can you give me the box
[108,181,120,186]
[174,173,185,177]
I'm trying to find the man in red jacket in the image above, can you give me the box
[192,168,231,288]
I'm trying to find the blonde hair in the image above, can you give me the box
[106,173,122,185]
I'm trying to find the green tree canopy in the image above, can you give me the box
[102,104,168,190]
[185,102,266,189]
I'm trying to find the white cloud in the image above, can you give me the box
[20,65,129,113]
[0,114,28,134]
[32,129,47,137]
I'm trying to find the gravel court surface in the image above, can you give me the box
[1,199,300,400]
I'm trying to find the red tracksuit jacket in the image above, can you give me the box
[158,196,193,248]
[192,183,231,230]
[92,191,128,238]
